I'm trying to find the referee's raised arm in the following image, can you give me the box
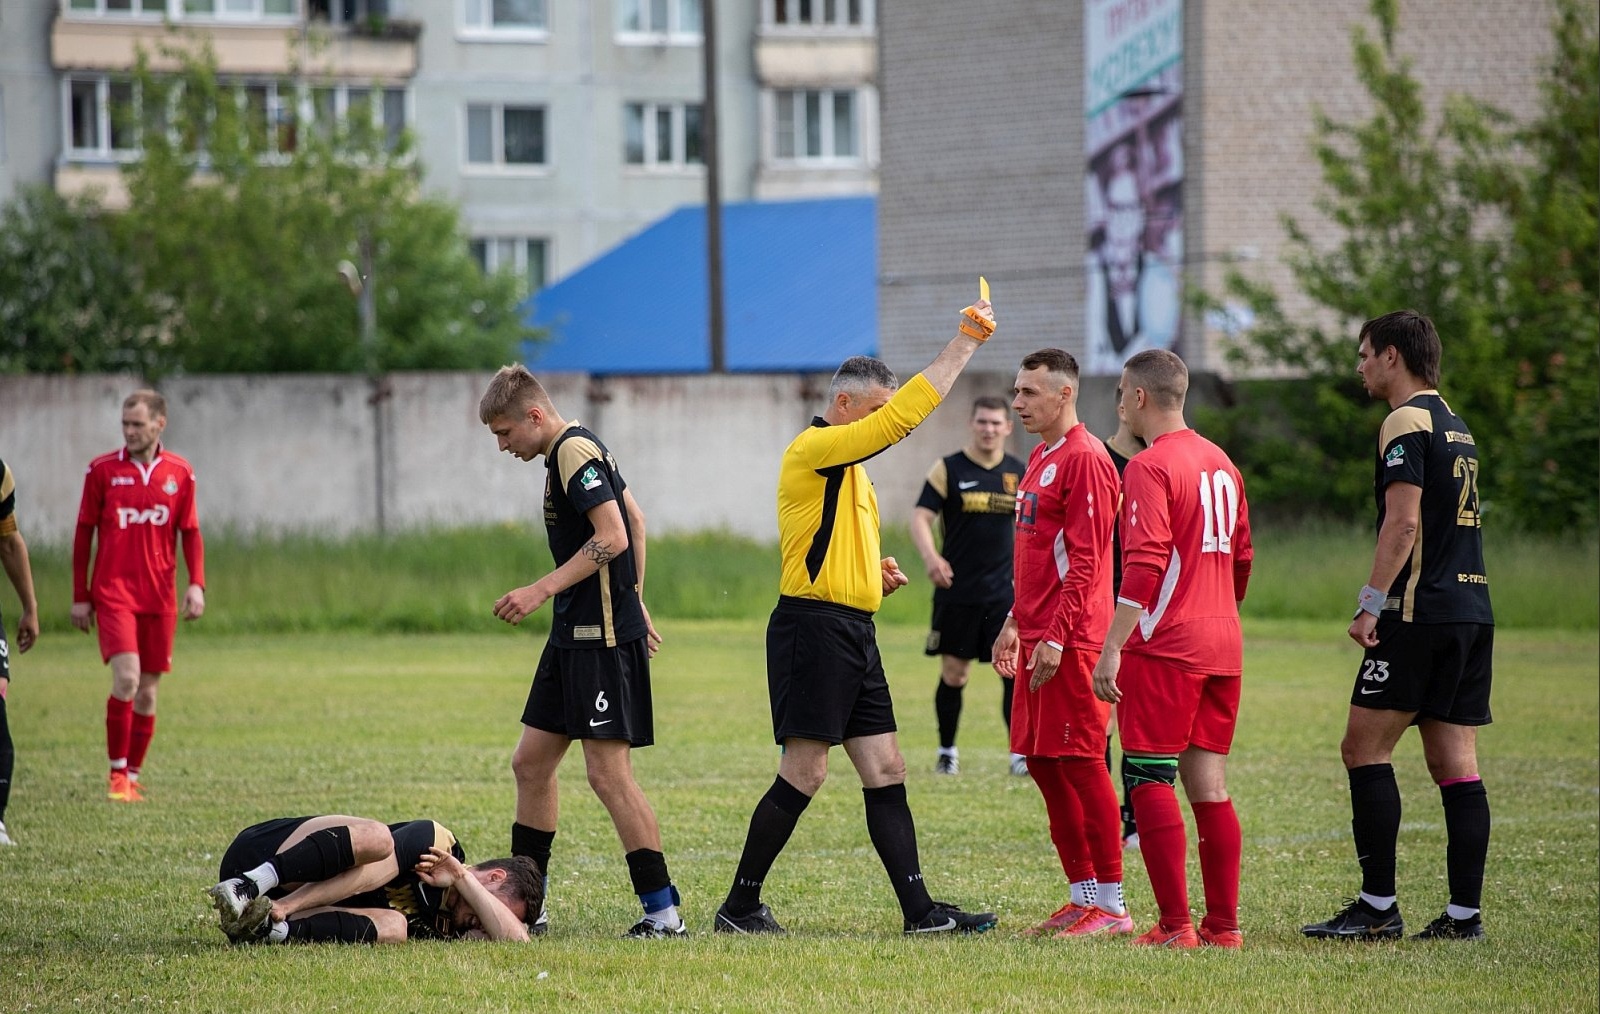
[921,300,995,397]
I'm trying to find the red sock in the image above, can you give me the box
[1193,799,1242,933]
[1062,756,1123,885]
[1131,782,1191,929]
[129,712,157,776]
[1030,757,1094,883]
[106,696,133,766]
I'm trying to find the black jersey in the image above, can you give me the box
[338,820,467,940]
[543,422,647,649]
[1103,438,1137,595]
[1374,392,1493,625]
[915,450,1024,605]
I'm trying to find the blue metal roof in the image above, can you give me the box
[521,196,876,374]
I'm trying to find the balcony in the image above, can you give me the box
[51,15,419,81]
[754,34,875,88]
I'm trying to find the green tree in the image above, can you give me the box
[0,187,157,374]
[114,37,535,374]
[1197,0,1597,532]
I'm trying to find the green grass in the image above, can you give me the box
[0,619,1594,1013]
[18,525,1597,636]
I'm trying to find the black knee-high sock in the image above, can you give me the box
[935,681,963,749]
[0,694,13,822]
[1119,754,1137,836]
[512,822,556,879]
[1349,763,1401,899]
[272,826,356,884]
[286,911,377,944]
[863,783,935,922]
[999,676,1014,731]
[725,776,811,915]
[1440,779,1490,910]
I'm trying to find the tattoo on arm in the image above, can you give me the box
[582,538,617,565]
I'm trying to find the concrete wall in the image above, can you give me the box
[0,369,1036,544]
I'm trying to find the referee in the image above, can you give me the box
[714,300,999,936]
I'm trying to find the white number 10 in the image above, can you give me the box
[1198,470,1238,554]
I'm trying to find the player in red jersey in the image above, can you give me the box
[992,349,1132,938]
[1092,349,1253,949]
[71,390,206,803]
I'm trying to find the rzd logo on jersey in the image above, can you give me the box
[117,505,170,529]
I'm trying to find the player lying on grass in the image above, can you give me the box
[207,814,542,943]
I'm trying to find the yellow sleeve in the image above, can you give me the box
[793,374,942,471]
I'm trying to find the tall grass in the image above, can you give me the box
[16,523,1596,635]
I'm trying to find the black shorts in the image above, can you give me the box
[522,638,654,747]
[1351,620,1494,726]
[767,596,896,746]
[219,816,314,882]
[0,612,10,681]
[923,599,1010,662]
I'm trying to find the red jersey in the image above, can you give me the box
[1117,429,1252,674]
[1011,423,1119,648]
[73,446,205,614]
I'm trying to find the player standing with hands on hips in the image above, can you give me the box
[72,390,206,804]
[1091,350,1253,948]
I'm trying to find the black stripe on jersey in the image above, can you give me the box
[806,465,847,583]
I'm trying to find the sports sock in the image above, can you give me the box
[106,696,133,766]
[862,783,935,922]
[626,848,681,926]
[1119,755,1138,837]
[1130,782,1191,929]
[1098,880,1126,916]
[1070,879,1098,908]
[1445,903,1480,920]
[286,911,377,944]
[725,776,811,916]
[243,862,281,894]
[999,674,1014,730]
[1193,798,1242,933]
[935,680,963,750]
[1440,777,1490,912]
[511,823,556,878]
[0,694,13,822]
[1029,757,1095,884]
[128,712,156,777]
[1348,763,1401,899]
[271,826,356,886]
[1062,756,1124,885]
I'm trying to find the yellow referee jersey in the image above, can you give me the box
[778,373,943,613]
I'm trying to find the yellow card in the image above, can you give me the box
[979,276,990,303]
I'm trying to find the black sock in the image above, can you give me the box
[0,694,13,821]
[725,776,811,915]
[999,675,1014,731]
[1440,779,1490,911]
[286,911,377,944]
[625,847,672,899]
[272,826,356,884]
[1348,763,1401,900]
[934,681,963,749]
[1119,754,1137,836]
[511,822,556,879]
[863,783,934,922]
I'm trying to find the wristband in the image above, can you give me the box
[1356,584,1386,619]
[958,305,995,342]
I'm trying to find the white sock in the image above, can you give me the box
[1359,892,1397,911]
[647,904,682,929]
[1445,904,1480,921]
[245,862,281,893]
[1098,881,1126,915]
[267,920,289,943]
[938,747,958,758]
[1070,879,1097,908]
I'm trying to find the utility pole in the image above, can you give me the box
[340,231,386,533]
[702,0,725,373]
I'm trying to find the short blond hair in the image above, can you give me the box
[479,365,551,423]
[1123,349,1188,410]
[124,389,167,419]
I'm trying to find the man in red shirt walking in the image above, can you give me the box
[993,349,1131,938]
[1092,349,1253,948]
[72,390,206,803]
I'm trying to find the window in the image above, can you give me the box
[617,0,701,40]
[469,237,548,292]
[623,102,704,167]
[773,88,857,162]
[69,0,167,16]
[181,0,297,18]
[767,0,872,28]
[463,0,546,32]
[66,77,140,159]
[466,104,546,167]
[304,84,408,150]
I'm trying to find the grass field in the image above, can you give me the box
[0,616,1594,1013]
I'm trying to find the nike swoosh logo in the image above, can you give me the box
[589,718,613,727]
[911,918,957,932]
[958,481,979,489]
[1359,687,1384,695]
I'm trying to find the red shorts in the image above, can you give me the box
[1009,643,1111,759]
[1117,652,1239,755]
[97,610,176,672]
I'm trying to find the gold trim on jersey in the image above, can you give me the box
[925,458,949,499]
[555,432,608,489]
[1379,402,1435,449]
[1401,522,1424,622]
[598,563,616,646]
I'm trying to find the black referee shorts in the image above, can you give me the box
[1351,619,1494,726]
[766,596,897,746]
[923,598,1011,662]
